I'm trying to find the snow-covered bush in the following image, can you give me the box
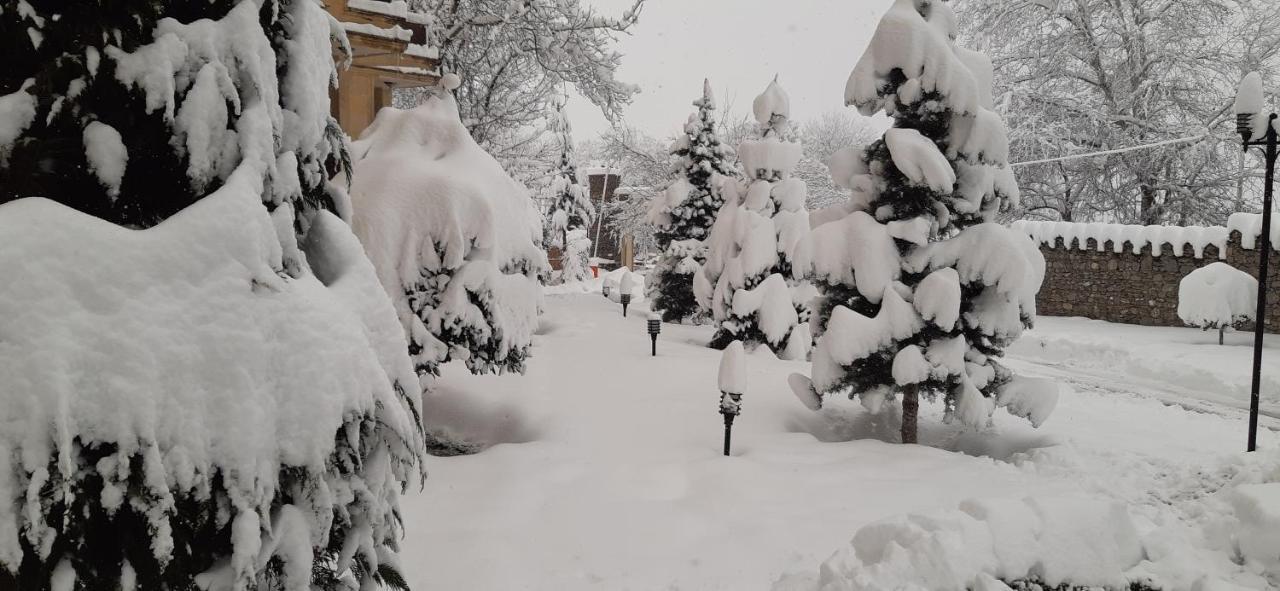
[544,99,595,284]
[1177,262,1257,345]
[646,80,737,323]
[697,79,814,360]
[349,92,547,379]
[561,228,593,284]
[0,1,426,588]
[791,0,1057,443]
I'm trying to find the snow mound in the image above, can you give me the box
[0,181,422,579]
[808,495,1143,591]
[349,94,546,378]
[1231,483,1280,573]
[1177,262,1257,330]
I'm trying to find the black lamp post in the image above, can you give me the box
[719,391,742,456]
[620,293,631,317]
[602,282,611,298]
[647,313,661,356]
[1235,72,1275,453]
[718,341,745,456]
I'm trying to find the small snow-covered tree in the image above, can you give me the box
[696,79,813,359]
[350,91,547,379]
[647,79,737,323]
[1178,262,1258,345]
[792,0,1057,444]
[544,100,595,284]
[0,1,425,589]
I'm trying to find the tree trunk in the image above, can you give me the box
[1221,325,1226,346]
[900,384,919,444]
[1139,181,1161,225]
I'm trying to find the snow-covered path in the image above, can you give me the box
[399,293,1279,590]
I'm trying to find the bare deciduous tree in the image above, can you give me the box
[399,0,645,185]
[959,0,1280,225]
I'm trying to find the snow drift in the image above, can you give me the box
[348,93,547,379]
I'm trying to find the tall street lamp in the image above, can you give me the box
[1234,71,1275,453]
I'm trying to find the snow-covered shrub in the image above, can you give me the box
[697,79,814,360]
[561,228,593,284]
[544,99,595,284]
[0,192,425,591]
[0,1,426,589]
[1177,262,1257,345]
[791,0,1056,443]
[349,93,547,379]
[647,80,737,323]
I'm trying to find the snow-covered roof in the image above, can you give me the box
[348,0,435,25]
[405,43,439,60]
[341,20,413,41]
[1010,217,1280,259]
[581,166,622,178]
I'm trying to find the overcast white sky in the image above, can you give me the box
[564,0,895,142]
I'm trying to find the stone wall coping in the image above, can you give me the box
[1012,216,1280,260]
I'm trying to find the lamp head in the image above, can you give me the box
[1238,113,1255,144]
[1235,72,1265,143]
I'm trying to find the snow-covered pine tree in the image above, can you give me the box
[696,79,814,360]
[646,79,736,322]
[792,0,1058,443]
[0,1,424,589]
[544,99,595,284]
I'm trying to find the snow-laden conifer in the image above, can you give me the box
[646,80,736,323]
[544,98,595,284]
[697,78,814,359]
[349,91,548,379]
[0,0,425,588]
[792,0,1058,443]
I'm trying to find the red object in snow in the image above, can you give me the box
[591,265,600,278]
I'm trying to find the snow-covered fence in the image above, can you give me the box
[1010,215,1279,330]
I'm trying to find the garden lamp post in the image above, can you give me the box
[1234,71,1275,453]
[620,271,635,317]
[647,313,661,356]
[718,341,745,456]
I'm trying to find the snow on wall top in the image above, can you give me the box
[1010,216,1280,259]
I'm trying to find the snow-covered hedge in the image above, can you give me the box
[0,181,424,589]
[349,93,547,379]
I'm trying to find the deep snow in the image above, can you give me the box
[399,292,1280,590]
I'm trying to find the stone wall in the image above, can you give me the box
[1032,232,1280,331]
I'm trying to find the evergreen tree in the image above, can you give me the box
[544,99,595,283]
[646,79,735,322]
[696,78,813,360]
[791,0,1058,443]
[0,1,423,589]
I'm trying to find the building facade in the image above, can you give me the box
[326,0,440,137]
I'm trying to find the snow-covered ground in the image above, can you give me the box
[399,291,1280,590]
